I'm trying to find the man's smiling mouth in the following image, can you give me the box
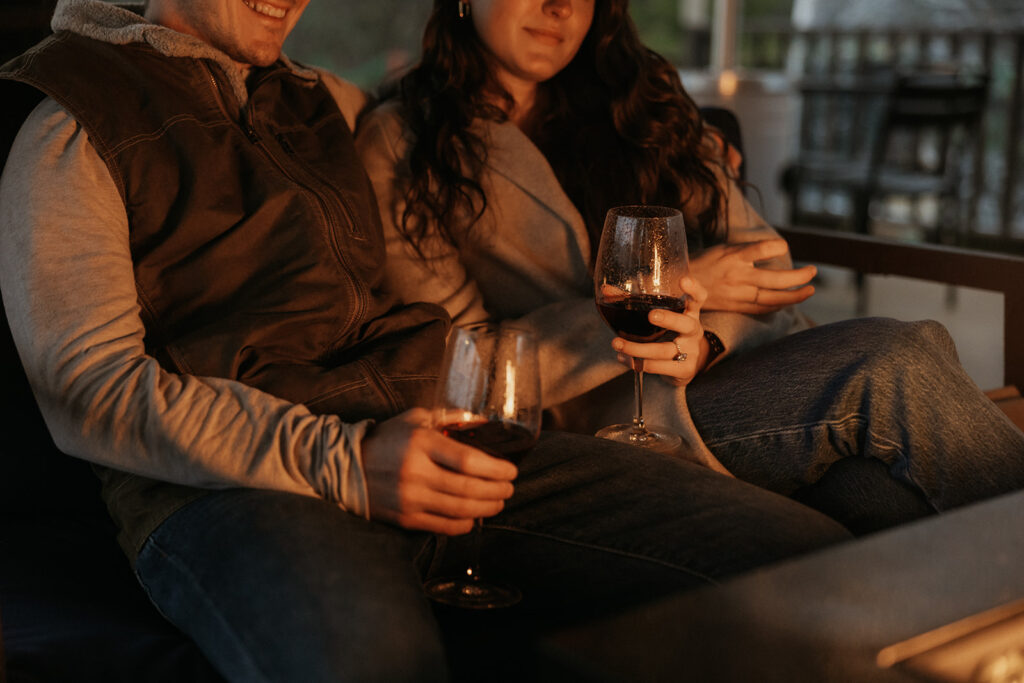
[242,0,287,19]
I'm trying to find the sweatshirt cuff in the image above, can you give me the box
[325,418,373,520]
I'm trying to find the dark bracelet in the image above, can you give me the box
[703,330,725,362]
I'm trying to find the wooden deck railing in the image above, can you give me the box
[778,225,1024,390]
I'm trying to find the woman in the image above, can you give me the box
[357,0,816,472]
[356,0,1024,525]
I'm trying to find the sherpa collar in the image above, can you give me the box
[51,0,318,106]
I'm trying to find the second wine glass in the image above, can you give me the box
[593,205,689,453]
[423,323,541,609]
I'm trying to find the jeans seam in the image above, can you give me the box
[703,414,940,512]
[864,427,940,512]
[703,413,871,448]
[139,537,274,683]
[484,523,721,586]
[864,429,903,459]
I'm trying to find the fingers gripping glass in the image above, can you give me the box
[594,206,688,453]
[424,324,541,609]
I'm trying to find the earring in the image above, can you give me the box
[458,0,470,18]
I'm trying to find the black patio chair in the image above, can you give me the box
[782,69,989,246]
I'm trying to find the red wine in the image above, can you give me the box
[441,420,537,462]
[596,294,686,343]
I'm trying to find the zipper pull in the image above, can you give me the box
[242,104,261,143]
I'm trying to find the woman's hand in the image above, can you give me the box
[689,239,816,314]
[611,277,708,387]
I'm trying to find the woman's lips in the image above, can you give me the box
[524,27,564,45]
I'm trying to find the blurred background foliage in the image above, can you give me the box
[284,0,794,91]
[285,2,432,90]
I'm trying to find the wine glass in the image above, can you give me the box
[423,323,541,609]
[593,205,689,453]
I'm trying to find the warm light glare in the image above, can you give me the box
[503,359,516,418]
[718,69,738,98]
[652,244,663,288]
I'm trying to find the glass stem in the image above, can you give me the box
[465,517,483,582]
[632,358,647,434]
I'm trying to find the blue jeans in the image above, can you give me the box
[688,318,1024,513]
[135,432,850,683]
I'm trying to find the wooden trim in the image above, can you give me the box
[777,226,1024,389]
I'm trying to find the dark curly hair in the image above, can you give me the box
[381,0,730,260]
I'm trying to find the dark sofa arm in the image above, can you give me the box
[777,225,1024,391]
[1,606,6,683]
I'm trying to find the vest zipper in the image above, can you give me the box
[269,129,367,242]
[200,60,368,339]
[244,69,368,243]
[247,102,365,340]
[242,102,262,144]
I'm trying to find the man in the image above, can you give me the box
[0,0,849,679]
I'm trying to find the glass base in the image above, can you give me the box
[425,575,522,609]
[594,423,682,454]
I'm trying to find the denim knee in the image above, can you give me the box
[854,318,958,387]
[904,319,959,361]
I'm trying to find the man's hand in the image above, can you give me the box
[360,408,517,535]
[689,239,816,314]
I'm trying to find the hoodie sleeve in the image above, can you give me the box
[699,174,811,361]
[0,98,370,516]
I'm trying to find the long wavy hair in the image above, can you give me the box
[385,0,730,259]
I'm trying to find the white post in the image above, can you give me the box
[711,0,741,72]
[710,0,741,96]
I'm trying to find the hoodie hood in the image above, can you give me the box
[51,0,317,106]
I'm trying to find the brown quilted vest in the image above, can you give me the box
[0,32,449,553]
[0,31,448,423]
